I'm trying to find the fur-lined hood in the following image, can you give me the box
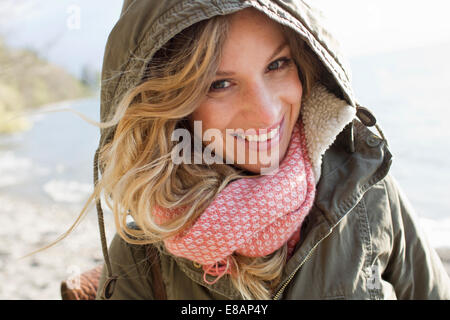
[98,0,380,179]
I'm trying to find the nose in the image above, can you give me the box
[242,81,282,128]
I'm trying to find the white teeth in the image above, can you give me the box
[234,133,246,140]
[234,128,278,142]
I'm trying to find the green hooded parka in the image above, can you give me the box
[94,0,450,300]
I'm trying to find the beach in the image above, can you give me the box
[0,193,115,299]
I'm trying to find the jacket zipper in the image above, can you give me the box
[272,228,333,300]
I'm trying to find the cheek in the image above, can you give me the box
[190,102,231,134]
[190,105,213,132]
[281,71,303,132]
[189,103,231,157]
[285,70,303,105]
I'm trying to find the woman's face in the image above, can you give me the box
[189,8,303,174]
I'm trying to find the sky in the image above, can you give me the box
[1,0,450,77]
[1,0,123,77]
[314,0,450,57]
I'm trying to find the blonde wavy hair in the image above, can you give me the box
[37,12,322,300]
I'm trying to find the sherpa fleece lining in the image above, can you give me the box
[301,84,356,182]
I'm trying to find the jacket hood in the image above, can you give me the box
[99,0,360,150]
[94,0,381,298]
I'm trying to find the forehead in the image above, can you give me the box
[226,8,285,41]
[220,8,287,65]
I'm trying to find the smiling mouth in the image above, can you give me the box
[230,116,285,144]
[231,128,278,142]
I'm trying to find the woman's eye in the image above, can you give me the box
[210,80,231,92]
[267,57,291,71]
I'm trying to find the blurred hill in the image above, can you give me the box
[0,37,95,134]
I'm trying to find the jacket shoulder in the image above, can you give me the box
[363,174,450,299]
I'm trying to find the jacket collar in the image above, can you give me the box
[301,83,356,182]
[316,120,393,227]
[270,120,392,298]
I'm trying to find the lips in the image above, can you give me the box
[231,115,285,152]
[253,116,284,136]
[231,116,285,138]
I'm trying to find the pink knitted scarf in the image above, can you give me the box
[154,120,316,284]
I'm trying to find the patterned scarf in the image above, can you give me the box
[154,120,316,284]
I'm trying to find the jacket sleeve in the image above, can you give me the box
[95,232,154,300]
[382,175,450,299]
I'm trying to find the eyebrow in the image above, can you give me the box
[215,41,289,77]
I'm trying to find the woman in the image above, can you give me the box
[83,1,450,300]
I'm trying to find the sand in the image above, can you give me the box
[0,193,115,299]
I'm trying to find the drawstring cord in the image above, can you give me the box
[94,147,117,299]
[375,123,389,147]
[202,257,233,285]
